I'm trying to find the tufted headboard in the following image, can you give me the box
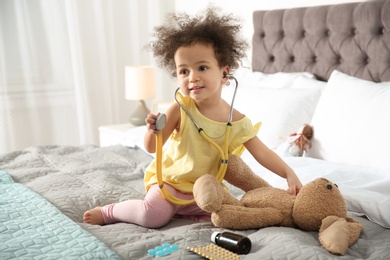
[252,0,390,82]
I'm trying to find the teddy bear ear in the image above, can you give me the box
[292,178,347,231]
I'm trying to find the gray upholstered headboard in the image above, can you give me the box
[252,0,390,82]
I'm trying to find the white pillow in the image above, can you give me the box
[306,70,390,169]
[223,85,322,149]
[291,75,326,90]
[233,68,315,89]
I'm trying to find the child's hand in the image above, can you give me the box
[145,113,161,135]
[286,173,303,196]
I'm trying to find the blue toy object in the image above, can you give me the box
[147,243,179,257]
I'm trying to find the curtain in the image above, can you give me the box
[0,0,174,154]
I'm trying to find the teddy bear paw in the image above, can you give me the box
[193,174,224,212]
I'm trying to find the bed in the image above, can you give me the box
[1,0,390,259]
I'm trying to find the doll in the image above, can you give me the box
[277,124,313,157]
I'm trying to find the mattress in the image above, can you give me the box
[1,144,389,259]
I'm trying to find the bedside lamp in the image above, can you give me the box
[125,66,156,126]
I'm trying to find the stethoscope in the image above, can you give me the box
[155,75,239,205]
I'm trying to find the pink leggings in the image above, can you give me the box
[101,184,211,228]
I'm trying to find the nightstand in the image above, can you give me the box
[98,123,136,147]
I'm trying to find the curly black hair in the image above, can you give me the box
[147,6,249,77]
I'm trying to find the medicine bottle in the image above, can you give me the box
[211,231,252,254]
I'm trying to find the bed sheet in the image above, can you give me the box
[1,145,389,259]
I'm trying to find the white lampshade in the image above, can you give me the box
[125,66,156,100]
[125,66,156,126]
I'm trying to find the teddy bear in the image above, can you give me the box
[193,154,362,256]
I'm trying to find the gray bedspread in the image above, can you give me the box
[1,145,389,259]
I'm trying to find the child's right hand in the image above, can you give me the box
[145,113,161,135]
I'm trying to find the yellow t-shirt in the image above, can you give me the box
[144,93,260,193]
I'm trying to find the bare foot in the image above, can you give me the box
[83,207,105,225]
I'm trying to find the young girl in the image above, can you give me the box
[84,7,303,228]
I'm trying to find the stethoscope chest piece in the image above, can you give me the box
[156,113,167,131]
